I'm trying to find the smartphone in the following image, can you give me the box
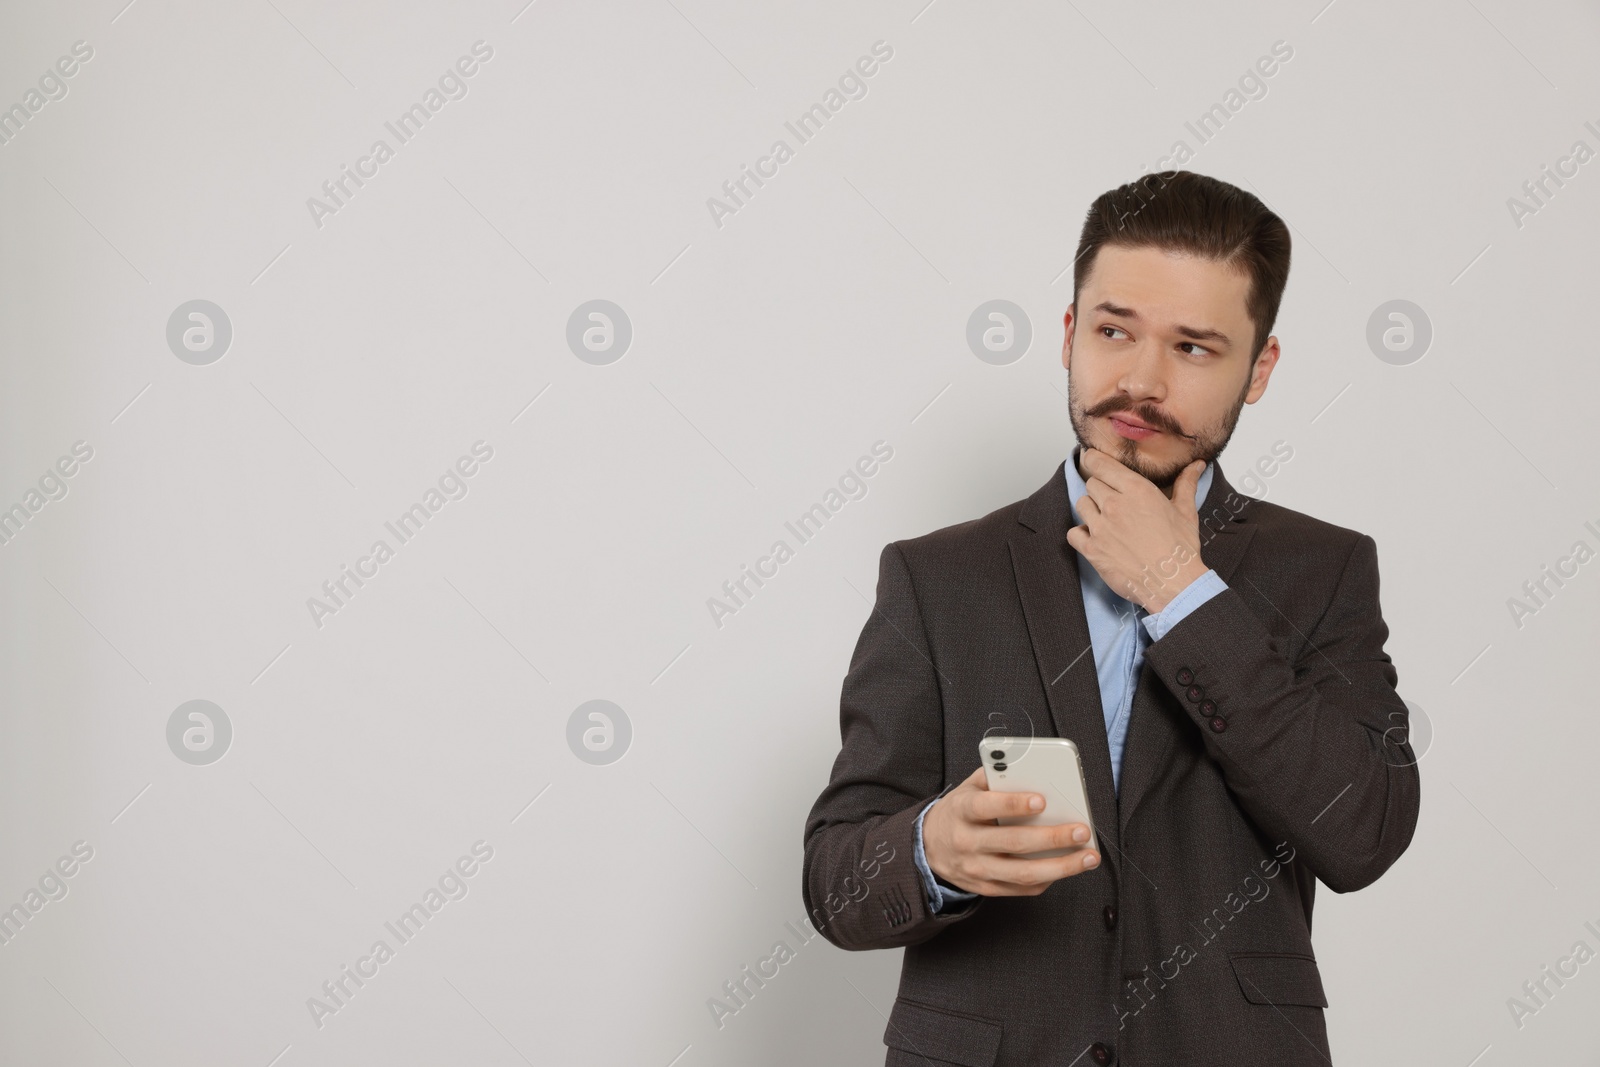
[979,737,1099,859]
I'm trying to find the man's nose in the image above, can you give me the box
[1116,340,1167,402]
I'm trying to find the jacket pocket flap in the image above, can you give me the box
[1229,952,1329,1008]
[883,997,1002,1067]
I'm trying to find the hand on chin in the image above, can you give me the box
[1066,448,1208,613]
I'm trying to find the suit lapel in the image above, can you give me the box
[1008,457,1259,877]
[1116,464,1257,833]
[1009,462,1123,870]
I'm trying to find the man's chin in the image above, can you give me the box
[1136,463,1184,490]
[1147,470,1184,491]
[1073,427,1201,488]
[1119,445,1189,489]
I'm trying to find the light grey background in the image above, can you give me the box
[1,0,1597,1064]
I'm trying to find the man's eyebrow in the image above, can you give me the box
[1090,301,1232,347]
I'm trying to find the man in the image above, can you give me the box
[801,170,1420,1066]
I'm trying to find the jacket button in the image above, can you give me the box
[1208,716,1228,733]
[1186,685,1203,703]
[1176,667,1194,685]
[1103,904,1117,930]
[1090,1041,1115,1065]
[1199,699,1216,714]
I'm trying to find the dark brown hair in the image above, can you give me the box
[1072,171,1291,361]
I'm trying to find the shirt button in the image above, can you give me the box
[1199,699,1216,714]
[1186,685,1204,703]
[1090,1041,1116,1065]
[1176,667,1194,685]
[1103,904,1117,930]
[1209,716,1228,733]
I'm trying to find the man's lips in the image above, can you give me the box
[1106,414,1161,440]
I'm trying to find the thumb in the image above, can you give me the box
[1174,460,1205,515]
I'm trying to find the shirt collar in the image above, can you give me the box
[1064,444,1215,527]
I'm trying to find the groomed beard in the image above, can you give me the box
[1066,362,1253,491]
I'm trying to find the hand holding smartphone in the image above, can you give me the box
[919,737,1102,898]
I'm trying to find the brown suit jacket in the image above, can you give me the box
[801,458,1421,1066]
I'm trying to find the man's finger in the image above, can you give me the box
[1081,447,1139,489]
[1173,460,1205,516]
[976,821,1092,855]
[966,786,1046,821]
[970,848,1102,890]
[1081,476,1117,509]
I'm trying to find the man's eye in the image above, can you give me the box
[1179,343,1211,356]
[1100,326,1125,339]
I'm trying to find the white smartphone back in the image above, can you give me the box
[979,736,1099,859]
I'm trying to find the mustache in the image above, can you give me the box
[1086,397,1191,439]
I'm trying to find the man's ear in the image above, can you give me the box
[1061,305,1075,371]
[1244,336,1281,404]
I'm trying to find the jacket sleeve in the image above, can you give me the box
[1141,532,1421,893]
[801,542,987,950]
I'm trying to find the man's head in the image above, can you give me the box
[1063,171,1290,492]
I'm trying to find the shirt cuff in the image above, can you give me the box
[1141,568,1226,643]
[913,793,980,913]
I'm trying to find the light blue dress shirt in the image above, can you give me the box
[911,448,1229,913]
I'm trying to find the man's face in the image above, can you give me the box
[1063,244,1280,491]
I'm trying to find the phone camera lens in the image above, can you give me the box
[990,750,1005,760]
